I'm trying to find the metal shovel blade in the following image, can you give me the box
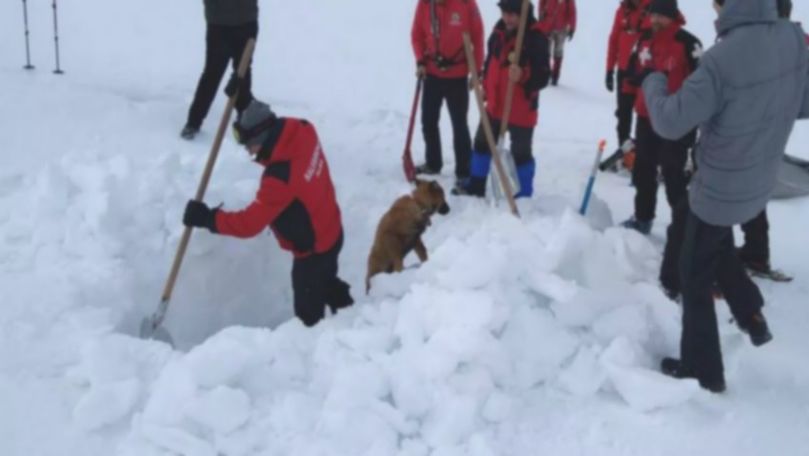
[139,313,175,347]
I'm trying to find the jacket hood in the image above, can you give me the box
[716,0,777,36]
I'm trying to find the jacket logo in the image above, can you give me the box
[450,12,461,26]
[304,144,325,182]
[639,46,652,66]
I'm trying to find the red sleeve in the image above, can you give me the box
[569,0,577,32]
[214,176,293,239]
[411,1,428,63]
[607,8,621,71]
[469,0,485,70]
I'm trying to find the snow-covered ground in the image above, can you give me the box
[2,1,809,455]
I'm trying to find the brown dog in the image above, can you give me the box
[366,179,450,293]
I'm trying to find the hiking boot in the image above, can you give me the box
[661,357,726,393]
[415,164,440,176]
[326,280,354,315]
[738,312,773,347]
[452,176,485,197]
[180,125,199,140]
[621,216,653,235]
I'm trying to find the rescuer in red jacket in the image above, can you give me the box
[182,99,354,327]
[538,0,576,86]
[620,0,701,236]
[456,0,550,198]
[606,0,650,148]
[411,0,485,190]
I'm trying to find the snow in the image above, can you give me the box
[2,0,809,455]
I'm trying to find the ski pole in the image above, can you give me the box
[52,0,64,74]
[580,140,608,216]
[21,0,34,70]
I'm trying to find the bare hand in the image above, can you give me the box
[508,65,522,83]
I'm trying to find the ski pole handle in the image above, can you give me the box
[580,140,607,216]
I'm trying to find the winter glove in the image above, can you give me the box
[224,73,245,98]
[567,29,575,41]
[183,200,218,232]
[606,71,615,92]
[416,60,427,79]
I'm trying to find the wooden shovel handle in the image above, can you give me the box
[158,39,257,312]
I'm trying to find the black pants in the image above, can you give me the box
[186,22,258,129]
[739,210,770,265]
[676,202,764,385]
[422,76,472,178]
[291,234,353,327]
[615,71,636,146]
[632,116,688,222]
[473,119,534,166]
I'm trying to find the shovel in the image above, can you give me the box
[140,39,257,346]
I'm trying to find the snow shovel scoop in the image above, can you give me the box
[402,77,423,183]
[140,39,257,346]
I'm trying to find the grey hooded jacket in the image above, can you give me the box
[204,0,258,26]
[642,0,809,226]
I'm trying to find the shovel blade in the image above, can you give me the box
[139,315,175,347]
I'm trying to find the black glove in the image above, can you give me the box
[224,72,245,98]
[567,29,575,41]
[183,200,218,232]
[606,71,615,92]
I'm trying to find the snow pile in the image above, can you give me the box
[50,198,704,455]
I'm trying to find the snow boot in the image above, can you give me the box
[453,151,490,197]
[621,216,653,235]
[661,358,726,393]
[514,159,536,199]
[415,163,441,176]
[551,57,563,86]
[326,279,354,315]
[180,125,199,140]
[737,312,773,347]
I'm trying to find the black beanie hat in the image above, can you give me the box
[649,0,679,19]
[498,0,523,14]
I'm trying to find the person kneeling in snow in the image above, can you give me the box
[455,0,551,198]
[182,99,354,327]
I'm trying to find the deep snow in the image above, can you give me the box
[1,1,809,455]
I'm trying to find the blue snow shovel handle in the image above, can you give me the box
[580,140,607,216]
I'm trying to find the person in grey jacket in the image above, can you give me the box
[642,0,809,392]
[181,0,259,140]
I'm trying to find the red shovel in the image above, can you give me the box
[402,77,423,183]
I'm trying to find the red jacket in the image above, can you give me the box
[607,0,650,72]
[215,119,342,259]
[627,19,702,119]
[539,0,576,33]
[483,18,550,128]
[411,0,485,79]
